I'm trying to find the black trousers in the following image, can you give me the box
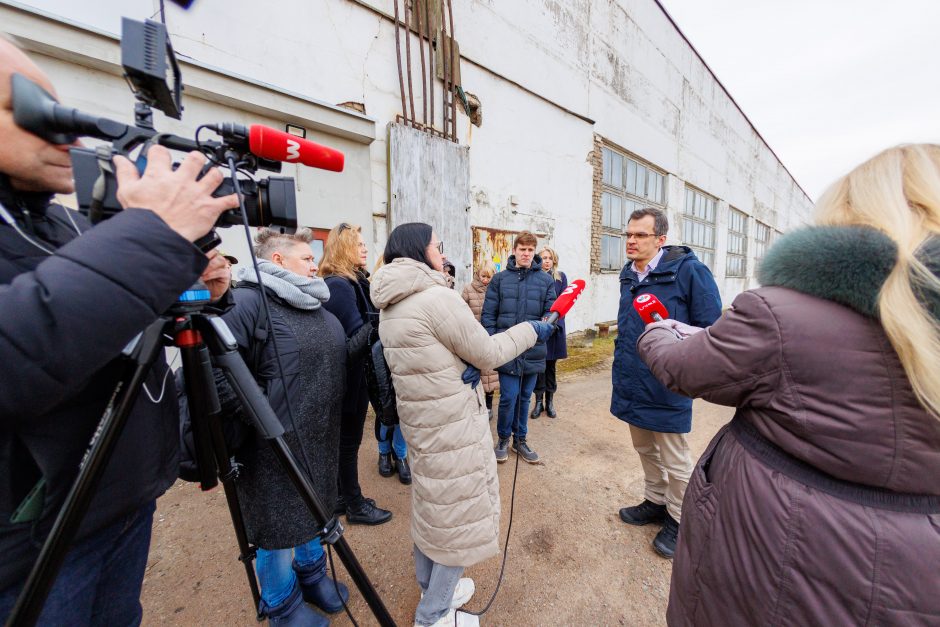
[338,393,369,504]
[534,359,557,394]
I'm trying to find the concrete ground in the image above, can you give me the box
[141,362,732,626]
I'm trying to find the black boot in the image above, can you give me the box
[530,393,544,419]
[378,452,394,477]
[653,513,680,559]
[346,496,392,525]
[618,499,667,526]
[485,392,494,421]
[334,495,374,516]
[259,582,327,626]
[545,392,557,418]
[293,553,349,613]
[394,454,412,485]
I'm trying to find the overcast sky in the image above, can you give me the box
[658,0,940,201]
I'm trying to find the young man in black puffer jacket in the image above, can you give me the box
[481,231,556,464]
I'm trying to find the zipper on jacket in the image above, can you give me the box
[17,199,35,234]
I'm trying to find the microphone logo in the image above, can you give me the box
[286,139,300,161]
[635,294,652,304]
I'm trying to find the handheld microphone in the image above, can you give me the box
[545,279,586,324]
[248,125,345,172]
[633,293,669,323]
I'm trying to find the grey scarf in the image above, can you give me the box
[236,259,330,310]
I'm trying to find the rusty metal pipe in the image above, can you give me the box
[439,1,449,138]
[446,0,457,141]
[403,0,416,127]
[417,1,427,126]
[425,0,434,129]
[392,0,408,127]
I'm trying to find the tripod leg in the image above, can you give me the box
[178,339,263,617]
[7,320,169,627]
[266,436,397,626]
[202,316,396,626]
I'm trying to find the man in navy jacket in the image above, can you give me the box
[0,39,237,624]
[611,208,721,559]
[482,231,556,464]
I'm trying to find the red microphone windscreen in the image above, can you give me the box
[249,125,345,172]
[633,293,669,323]
[550,279,586,318]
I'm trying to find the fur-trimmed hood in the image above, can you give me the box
[757,226,940,319]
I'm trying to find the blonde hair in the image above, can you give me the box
[477,259,496,279]
[319,223,363,280]
[816,143,940,419]
[254,228,313,260]
[539,247,560,281]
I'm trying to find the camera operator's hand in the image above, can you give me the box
[201,249,232,301]
[113,146,239,243]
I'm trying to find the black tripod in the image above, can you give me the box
[6,294,396,626]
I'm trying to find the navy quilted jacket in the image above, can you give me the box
[481,254,556,375]
[611,246,721,433]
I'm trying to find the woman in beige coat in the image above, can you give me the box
[371,223,554,627]
[460,260,499,418]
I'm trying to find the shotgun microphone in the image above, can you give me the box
[633,293,669,323]
[545,279,586,325]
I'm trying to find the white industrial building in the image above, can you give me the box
[1,0,814,332]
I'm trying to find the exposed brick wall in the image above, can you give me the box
[590,133,603,273]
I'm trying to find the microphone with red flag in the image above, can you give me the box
[248,125,345,172]
[545,279,586,325]
[633,293,669,323]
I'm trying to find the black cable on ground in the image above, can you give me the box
[229,159,361,625]
[327,545,359,627]
[464,372,527,617]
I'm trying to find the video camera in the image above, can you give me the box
[10,17,344,249]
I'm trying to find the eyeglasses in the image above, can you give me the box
[625,232,658,240]
[430,241,444,254]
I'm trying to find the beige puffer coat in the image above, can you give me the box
[460,277,499,393]
[371,258,537,567]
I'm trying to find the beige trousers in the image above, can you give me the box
[629,424,693,522]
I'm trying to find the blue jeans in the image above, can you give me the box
[377,424,407,459]
[256,539,324,607]
[497,372,538,440]
[0,500,155,627]
[413,544,463,626]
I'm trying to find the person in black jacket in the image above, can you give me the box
[217,228,351,625]
[530,246,568,419]
[320,223,394,525]
[481,231,556,464]
[0,39,238,625]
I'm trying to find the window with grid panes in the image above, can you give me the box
[753,221,771,269]
[726,208,748,278]
[681,187,717,270]
[601,146,666,271]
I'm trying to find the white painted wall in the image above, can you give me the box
[6,0,814,330]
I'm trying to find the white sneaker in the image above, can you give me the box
[415,609,480,627]
[450,578,475,609]
[419,577,475,610]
